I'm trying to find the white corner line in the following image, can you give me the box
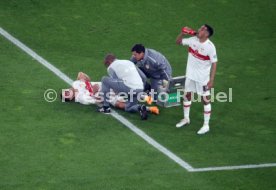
[191,163,276,172]
[111,111,194,171]
[0,27,194,172]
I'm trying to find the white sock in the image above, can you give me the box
[183,101,191,120]
[204,104,211,125]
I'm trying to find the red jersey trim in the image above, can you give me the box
[85,80,94,96]
[188,47,210,61]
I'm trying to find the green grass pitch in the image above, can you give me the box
[0,0,275,189]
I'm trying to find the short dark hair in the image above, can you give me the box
[204,24,214,37]
[131,44,145,53]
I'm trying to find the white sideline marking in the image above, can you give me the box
[191,163,276,172]
[0,28,73,86]
[1,26,276,172]
[0,27,194,172]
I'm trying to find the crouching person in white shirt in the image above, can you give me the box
[98,54,159,120]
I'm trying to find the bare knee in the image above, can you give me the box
[202,96,210,105]
[184,92,192,101]
[115,101,125,110]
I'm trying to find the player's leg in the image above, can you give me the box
[150,78,163,100]
[97,76,112,113]
[183,91,192,119]
[197,86,211,134]
[124,95,148,120]
[203,97,211,127]
[98,76,127,113]
[125,101,140,113]
[115,101,126,109]
[176,92,191,127]
[176,78,195,128]
[108,94,126,110]
[146,106,159,115]
[113,99,159,115]
[100,77,114,105]
[138,91,153,105]
[109,92,158,115]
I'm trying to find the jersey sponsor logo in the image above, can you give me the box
[188,47,210,61]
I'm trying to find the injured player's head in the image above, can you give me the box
[61,88,75,102]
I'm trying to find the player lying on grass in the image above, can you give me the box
[61,72,159,117]
[61,72,131,109]
[97,54,159,120]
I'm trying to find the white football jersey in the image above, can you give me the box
[182,36,218,84]
[72,80,102,105]
[108,59,144,90]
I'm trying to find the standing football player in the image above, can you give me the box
[175,24,218,134]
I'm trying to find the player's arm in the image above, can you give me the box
[77,72,91,81]
[176,31,192,46]
[159,64,170,81]
[176,32,185,45]
[207,46,218,89]
[207,62,217,89]
[136,67,147,84]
